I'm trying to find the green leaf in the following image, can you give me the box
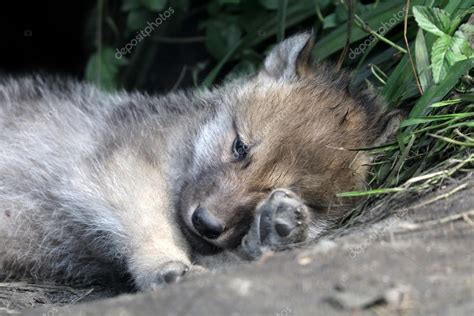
[121,0,142,11]
[400,113,474,127]
[277,0,288,42]
[335,4,348,22]
[202,40,241,87]
[444,0,474,16]
[227,59,258,79]
[322,13,337,29]
[382,0,469,105]
[259,0,279,10]
[85,47,126,91]
[409,59,474,119]
[455,23,474,56]
[430,99,462,107]
[219,0,240,4]
[448,15,463,35]
[458,23,474,40]
[337,187,405,197]
[140,0,167,11]
[431,36,452,83]
[451,6,474,32]
[205,19,242,59]
[413,6,452,36]
[126,9,154,31]
[415,29,432,92]
[432,34,469,83]
[315,0,421,61]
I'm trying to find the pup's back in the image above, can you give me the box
[0,76,196,285]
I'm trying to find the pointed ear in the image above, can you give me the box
[373,110,404,146]
[260,32,315,81]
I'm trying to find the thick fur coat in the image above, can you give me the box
[0,33,398,290]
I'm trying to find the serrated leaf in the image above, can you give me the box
[140,0,167,11]
[431,34,469,83]
[459,23,474,39]
[85,47,126,91]
[451,29,471,58]
[415,29,432,92]
[413,6,452,36]
[456,23,474,54]
[382,1,473,106]
[448,15,463,35]
[409,59,473,118]
[430,36,452,83]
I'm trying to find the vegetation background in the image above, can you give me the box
[84,0,473,208]
[0,1,472,313]
[0,0,472,211]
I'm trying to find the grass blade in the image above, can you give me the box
[415,29,433,92]
[408,59,474,118]
[277,0,288,42]
[314,0,426,61]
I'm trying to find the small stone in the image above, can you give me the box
[297,254,312,266]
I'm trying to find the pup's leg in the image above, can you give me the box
[125,222,192,290]
[97,151,195,290]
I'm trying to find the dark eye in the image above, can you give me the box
[232,136,249,161]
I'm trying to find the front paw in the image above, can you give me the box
[135,261,189,290]
[241,189,310,259]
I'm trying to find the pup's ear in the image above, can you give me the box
[372,110,404,146]
[260,32,315,81]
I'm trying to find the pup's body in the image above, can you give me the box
[0,34,397,289]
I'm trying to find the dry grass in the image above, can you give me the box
[0,282,98,315]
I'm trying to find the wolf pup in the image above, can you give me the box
[0,33,399,290]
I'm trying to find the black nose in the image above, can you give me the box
[191,207,224,239]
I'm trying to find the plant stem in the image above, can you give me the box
[96,0,104,88]
[277,0,288,42]
[337,0,355,70]
[404,0,424,95]
[353,15,407,54]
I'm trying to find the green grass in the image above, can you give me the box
[324,0,474,202]
[88,0,473,202]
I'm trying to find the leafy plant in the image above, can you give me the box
[413,6,473,83]
[84,0,474,206]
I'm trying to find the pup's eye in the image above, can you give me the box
[232,136,249,161]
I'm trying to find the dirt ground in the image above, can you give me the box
[2,175,473,315]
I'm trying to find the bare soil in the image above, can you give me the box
[2,176,473,316]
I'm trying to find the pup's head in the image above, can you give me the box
[177,33,400,251]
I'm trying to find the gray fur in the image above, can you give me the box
[0,33,396,290]
[0,75,217,288]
